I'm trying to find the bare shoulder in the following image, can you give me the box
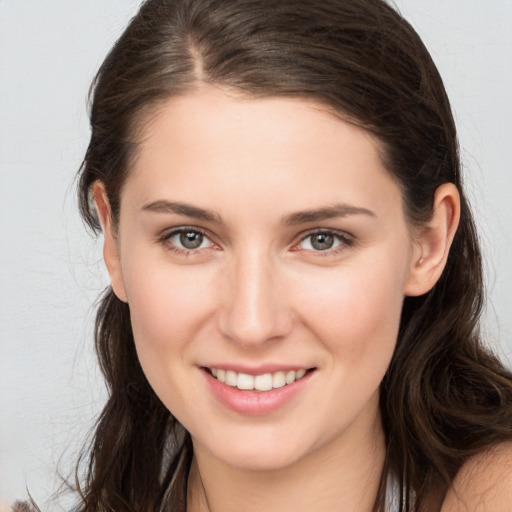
[441,441,512,511]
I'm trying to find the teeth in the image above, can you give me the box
[225,370,237,387]
[237,373,254,390]
[285,370,296,384]
[210,367,309,391]
[272,371,286,389]
[254,373,273,391]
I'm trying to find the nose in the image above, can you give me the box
[217,250,294,348]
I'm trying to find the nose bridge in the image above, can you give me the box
[219,245,291,347]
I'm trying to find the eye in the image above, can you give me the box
[177,230,207,249]
[304,233,336,251]
[161,227,214,252]
[296,230,353,254]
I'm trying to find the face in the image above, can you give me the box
[100,87,424,471]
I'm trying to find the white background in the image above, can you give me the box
[1,0,511,508]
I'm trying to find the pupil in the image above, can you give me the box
[312,233,334,250]
[180,231,203,249]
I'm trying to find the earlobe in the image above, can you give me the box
[404,183,461,297]
[91,181,128,303]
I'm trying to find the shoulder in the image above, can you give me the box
[441,441,512,511]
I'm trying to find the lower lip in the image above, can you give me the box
[203,369,314,416]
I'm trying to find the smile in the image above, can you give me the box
[209,367,309,391]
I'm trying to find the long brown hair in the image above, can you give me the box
[71,0,512,510]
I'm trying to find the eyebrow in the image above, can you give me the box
[141,200,225,224]
[141,200,375,226]
[282,204,376,225]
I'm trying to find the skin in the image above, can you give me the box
[441,441,512,511]
[94,86,461,512]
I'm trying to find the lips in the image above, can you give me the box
[203,365,315,415]
[209,367,309,391]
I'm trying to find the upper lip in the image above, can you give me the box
[201,364,315,375]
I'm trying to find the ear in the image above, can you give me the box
[404,183,461,297]
[91,181,128,303]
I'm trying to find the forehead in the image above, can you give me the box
[133,86,378,160]
[123,86,403,220]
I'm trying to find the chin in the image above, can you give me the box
[221,446,303,472]
[193,427,310,472]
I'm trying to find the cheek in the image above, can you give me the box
[295,255,408,366]
[121,253,216,387]
[125,253,212,333]
[291,259,407,431]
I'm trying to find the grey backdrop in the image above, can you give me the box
[1,0,511,507]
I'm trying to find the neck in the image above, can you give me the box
[187,407,386,512]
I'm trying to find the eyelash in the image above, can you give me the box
[159,227,215,256]
[158,227,354,257]
[293,229,355,257]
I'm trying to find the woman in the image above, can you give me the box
[17,0,512,510]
